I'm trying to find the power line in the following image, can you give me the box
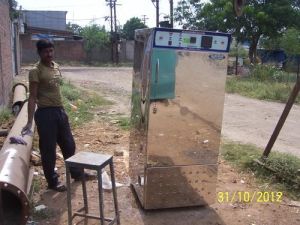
[19,4,97,9]
[68,18,107,21]
[21,7,108,22]
[150,0,156,8]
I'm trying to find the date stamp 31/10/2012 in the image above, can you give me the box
[217,191,283,203]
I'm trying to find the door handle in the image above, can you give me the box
[153,59,159,114]
[155,59,159,84]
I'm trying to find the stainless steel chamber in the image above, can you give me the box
[129,28,231,209]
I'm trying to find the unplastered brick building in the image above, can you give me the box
[0,0,14,107]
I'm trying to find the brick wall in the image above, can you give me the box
[120,40,134,62]
[88,45,111,63]
[20,34,87,63]
[20,35,135,64]
[0,0,13,107]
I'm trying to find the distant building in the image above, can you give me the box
[20,10,86,64]
[23,10,67,31]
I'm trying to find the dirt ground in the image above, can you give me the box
[5,67,300,225]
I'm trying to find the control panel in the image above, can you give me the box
[154,28,231,52]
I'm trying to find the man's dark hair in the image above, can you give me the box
[36,39,54,53]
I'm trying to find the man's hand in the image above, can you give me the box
[23,81,38,137]
[21,122,33,136]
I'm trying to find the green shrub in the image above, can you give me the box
[0,108,12,125]
[250,64,276,81]
[226,76,299,103]
[116,117,131,130]
[61,81,81,101]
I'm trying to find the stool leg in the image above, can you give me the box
[66,165,72,225]
[110,161,120,225]
[97,169,105,225]
[81,169,89,214]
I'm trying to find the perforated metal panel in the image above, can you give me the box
[143,165,217,209]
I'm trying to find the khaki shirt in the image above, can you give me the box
[29,61,63,108]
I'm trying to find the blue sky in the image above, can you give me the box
[16,0,176,28]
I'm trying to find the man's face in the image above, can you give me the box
[39,47,54,63]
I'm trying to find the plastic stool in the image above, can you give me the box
[65,151,120,225]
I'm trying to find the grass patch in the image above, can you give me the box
[226,77,298,103]
[31,177,41,194]
[0,107,12,125]
[116,117,131,130]
[61,80,111,127]
[221,140,300,200]
[32,207,55,220]
[226,64,300,104]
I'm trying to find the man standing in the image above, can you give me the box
[22,39,83,192]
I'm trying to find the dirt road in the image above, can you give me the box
[62,66,300,157]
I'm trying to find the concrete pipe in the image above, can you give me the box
[0,101,35,225]
[12,83,28,116]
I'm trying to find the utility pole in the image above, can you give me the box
[105,0,119,64]
[169,0,173,28]
[113,0,119,64]
[153,0,159,27]
[151,0,159,27]
[106,0,114,62]
[156,0,159,27]
[141,15,149,25]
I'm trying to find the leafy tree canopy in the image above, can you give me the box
[122,17,147,40]
[260,36,282,50]
[9,0,19,19]
[66,22,83,35]
[175,0,300,63]
[80,24,110,52]
[280,28,300,56]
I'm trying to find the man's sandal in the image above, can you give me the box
[48,182,67,192]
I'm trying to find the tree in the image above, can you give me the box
[66,22,83,35]
[260,36,282,50]
[80,24,110,60]
[175,0,300,63]
[280,28,300,56]
[122,17,147,40]
[9,0,19,19]
[280,28,300,75]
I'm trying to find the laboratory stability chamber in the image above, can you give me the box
[129,27,231,209]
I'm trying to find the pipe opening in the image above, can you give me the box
[0,189,23,225]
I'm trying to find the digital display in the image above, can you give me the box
[190,37,197,44]
[201,36,213,49]
[154,29,230,52]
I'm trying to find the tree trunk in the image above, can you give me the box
[248,35,260,64]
